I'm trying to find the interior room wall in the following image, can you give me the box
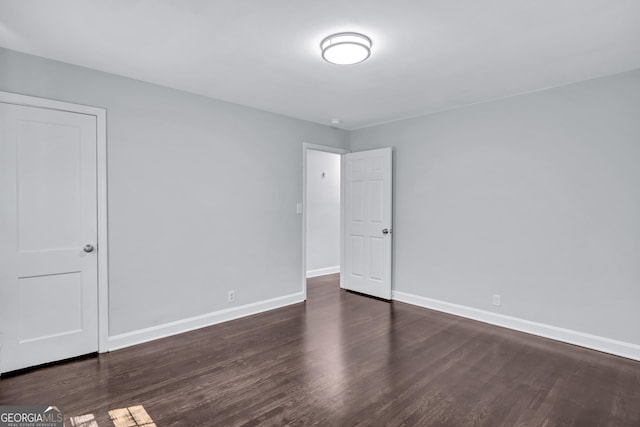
[349,69,640,348]
[2,45,639,357]
[0,47,349,340]
[306,150,341,277]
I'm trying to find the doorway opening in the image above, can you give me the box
[302,143,349,299]
[302,143,394,301]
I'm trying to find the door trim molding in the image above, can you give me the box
[0,91,110,353]
[302,143,349,300]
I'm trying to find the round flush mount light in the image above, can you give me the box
[321,32,372,65]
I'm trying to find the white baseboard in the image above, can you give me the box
[306,266,340,278]
[392,290,640,362]
[108,292,305,351]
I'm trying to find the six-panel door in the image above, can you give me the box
[343,147,393,300]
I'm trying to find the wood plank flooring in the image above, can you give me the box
[1,274,639,426]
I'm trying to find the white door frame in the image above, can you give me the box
[0,91,110,353]
[301,142,349,300]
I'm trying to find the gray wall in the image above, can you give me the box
[0,47,349,336]
[306,150,341,273]
[350,70,640,345]
[2,46,639,348]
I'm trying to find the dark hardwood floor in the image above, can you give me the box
[1,274,639,426]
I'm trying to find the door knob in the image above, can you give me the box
[382,228,390,235]
[83,244,95,253]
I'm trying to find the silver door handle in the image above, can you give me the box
[382,229,391,235]
[83,244,95,253]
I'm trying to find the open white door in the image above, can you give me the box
[0,102,99,373]
[343,147,392,300]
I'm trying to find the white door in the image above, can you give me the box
[343,147,393,300]
[0,102,99,373]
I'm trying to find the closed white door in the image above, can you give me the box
[0,102,99,373]
[343,148,393,300]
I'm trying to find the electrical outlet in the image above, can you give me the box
[493,294,501,306]
[228,290,235,303]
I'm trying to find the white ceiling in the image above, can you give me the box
[1,0,639,129]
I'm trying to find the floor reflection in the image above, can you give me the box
[302,274,394,422]
[109,405,156,427]
[68,405,156,427]
[68,413,99,427]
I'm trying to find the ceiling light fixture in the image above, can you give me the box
[321,32,372,65]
